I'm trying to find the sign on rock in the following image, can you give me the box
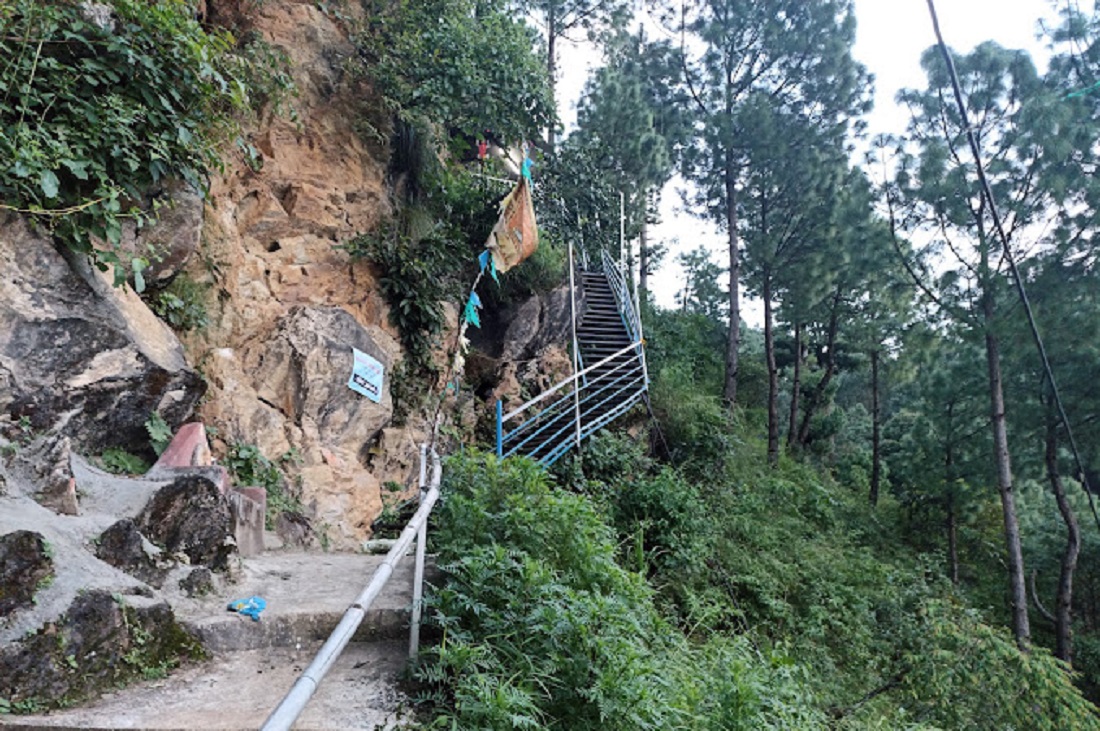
[348,348,384,403]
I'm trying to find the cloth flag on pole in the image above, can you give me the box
[484,176,538,274]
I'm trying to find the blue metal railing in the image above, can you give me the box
[495,250,649,466]
[496,342,645,465]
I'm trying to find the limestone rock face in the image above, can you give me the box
[0,213,204,453]
[136,476,235,571]
[172,0,431,546]
[0,531,54,618]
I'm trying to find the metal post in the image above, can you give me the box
[630,236,647,387]
[408,445,428,659]
[619,191,626,279]
[262,452,443,731]
[495,399,503,458]
[568,239,582,447]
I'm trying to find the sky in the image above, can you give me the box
[555,0,1061,314]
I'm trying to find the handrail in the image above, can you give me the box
[500,340,641,423]
[601,249,641,344]
[261,448,442,731]
[500,351,644,457]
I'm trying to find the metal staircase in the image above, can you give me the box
[495,250,648,466]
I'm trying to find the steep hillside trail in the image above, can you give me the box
[0,451,422,731]
[1,548,418,731]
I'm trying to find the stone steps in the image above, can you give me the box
[2,551,424,731]
[0,641,410,731]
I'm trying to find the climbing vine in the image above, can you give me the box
[0,0,245,277]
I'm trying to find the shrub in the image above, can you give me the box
[0,0,246,275]
[417,451,826,730]
[146,274,209,331]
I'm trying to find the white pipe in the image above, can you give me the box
[408,444,429,659]
[619,192,626,278]
[568,240,582,447]
[262,451,443,731]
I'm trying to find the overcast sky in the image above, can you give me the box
[556,0,1062,312]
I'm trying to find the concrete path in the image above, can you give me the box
[0,640,412,731]
[1,551,424,731]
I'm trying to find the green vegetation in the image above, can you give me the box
[145,275,209,332]
[0,0,248,278]
[419,437,1099,729]
[98,448,151,475]
[144,413,173,457]
[224,442,302,528]
[354,0,554,145]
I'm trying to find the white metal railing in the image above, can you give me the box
[261,446,442,731]
[601,249,642,344]
[496,340,646,465]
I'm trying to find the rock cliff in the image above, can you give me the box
[166,0,425,548]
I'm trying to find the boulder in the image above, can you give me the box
[0,531,53,617]
[14,435,80,516]
[95,519,167,588]
[120,179,205,285]
[0,590,201,710]
[0,213,205,454]
[179,567,215,598]
[254,306,395,440]
[136,476,236,571]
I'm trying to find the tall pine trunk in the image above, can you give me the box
[723,152,741,407]
[787,322,803,449]
[944,405,959,585]
[546,4,557,149]
[984,318,1030,650]
[946,493,960,586]
[639,200,649,304]
[798,285,842,446]
[1045,409,1080,665]
[764,272,779,466]
[870,349,882,506]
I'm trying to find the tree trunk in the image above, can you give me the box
[797,285,843,446]
[723,152,741,407]
[870,349,882,506]
[985,323,1030,651]
[944,407,959,585]
[764,272,779,466]
[787,322,803,450]
[546,4,557,150]
[639,199,649,304]
[1045,411,1080,665]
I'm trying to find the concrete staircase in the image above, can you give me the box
[1,552,418,731]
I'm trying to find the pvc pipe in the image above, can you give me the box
[408,444,429,659]
[262,452,443,731]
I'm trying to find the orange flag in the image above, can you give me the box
[484,177,538,273]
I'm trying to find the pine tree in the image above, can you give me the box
[674,0,868,408]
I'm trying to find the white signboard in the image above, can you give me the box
[348,347,384,403]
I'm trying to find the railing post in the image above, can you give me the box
[409,445,429,659]
[619,191,626,280]
[495,399,503,458]
[568,240,583,448]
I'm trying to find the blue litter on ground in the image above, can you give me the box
[227,596,266,622]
